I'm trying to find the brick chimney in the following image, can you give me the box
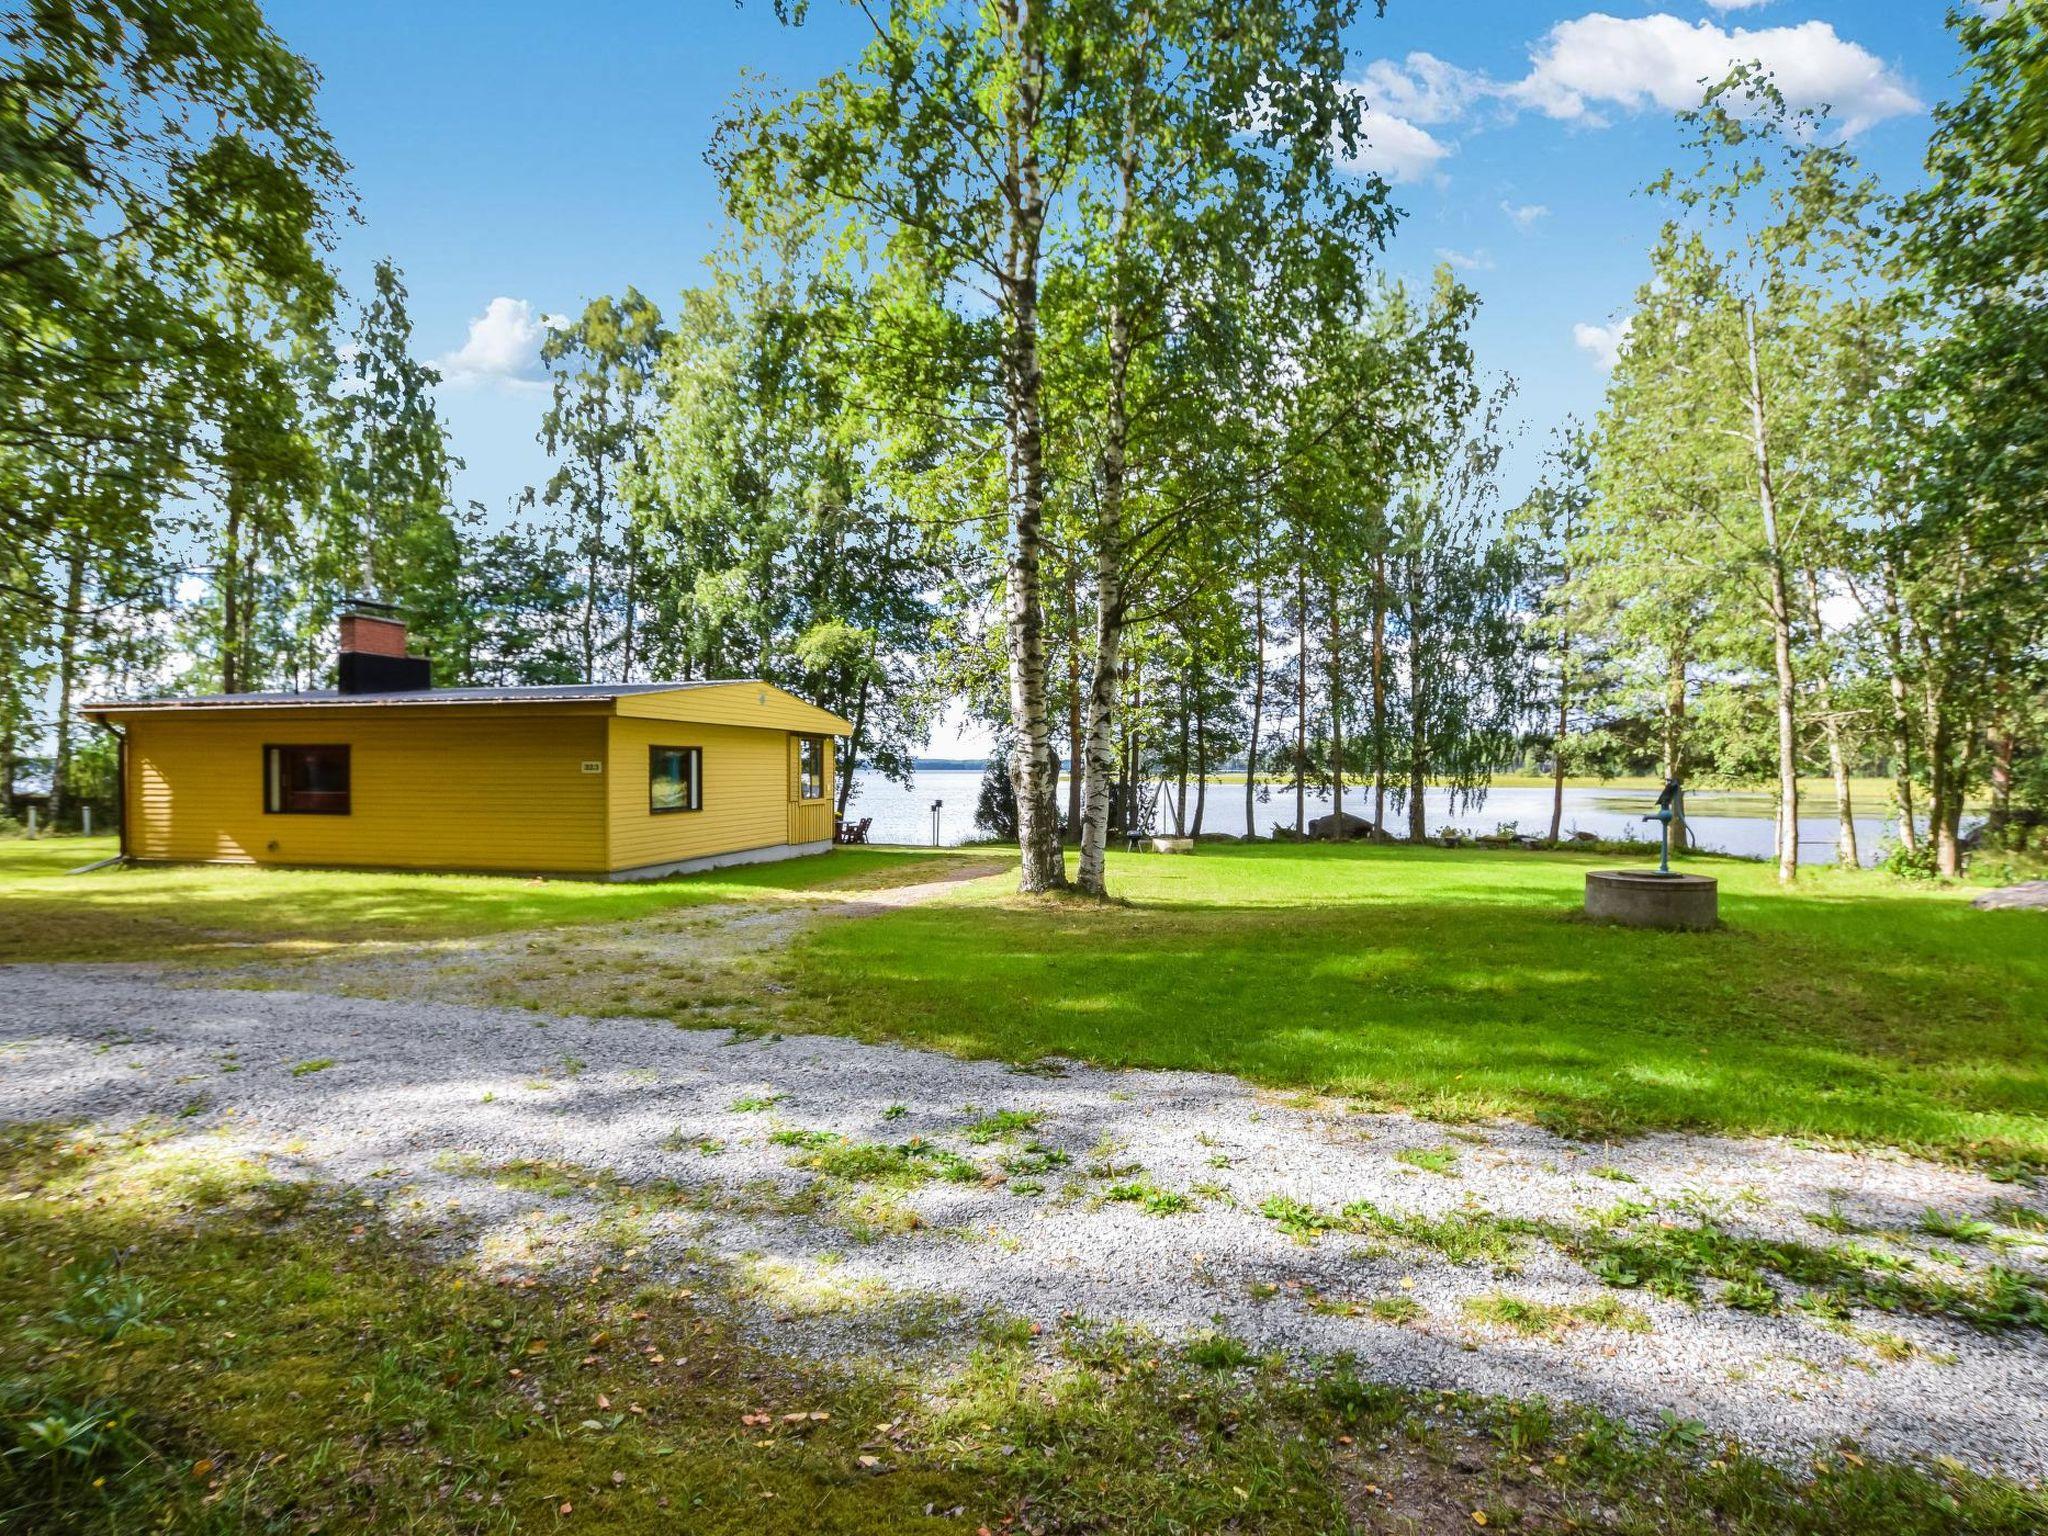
[338,603,432,694]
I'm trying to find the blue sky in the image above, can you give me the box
[268,0,1951,749]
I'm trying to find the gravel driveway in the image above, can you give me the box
[4,963,2045,1484]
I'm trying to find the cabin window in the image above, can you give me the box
[264,745,350,815]
[649,746,701,814]
[797,736,825,801]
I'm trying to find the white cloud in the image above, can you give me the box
[1343,51,1486,184]
[1357,51,1484,126]
[1704,0,1775,11]
[1506,14,1920,137]
[437,297,565,390]
[1436,247,1495,272]
[1345,104,1454,184]
[1501,200,1549,229]
[1573,318,1633,370]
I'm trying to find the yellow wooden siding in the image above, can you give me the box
[784,733,835,845]
[614,681,851,735]
[606,718,803,871]
[121,709,609,872]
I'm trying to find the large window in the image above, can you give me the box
[264,745,350,815]
[797,736,825,801]
[650,745,701,814]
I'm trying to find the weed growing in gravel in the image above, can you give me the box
[999,1142,1070,1178]
[287,1058,334,1077]
[1547,1210,2048,1333]
[1183,1330,1254,1369]
[770,1130,981,1190]
[1105,1181,1195,1216]
[1590,1164,1637,1183]
[1918,1209,1995,1244]
[1394,1146,1460,1176]
[730,1092,784,1112]
[1988,1199,2047,1236]
[1462,1292,1651,1340]
[960,1109,1042,1144]
[1260,1194,1348,1243]
[1257,1194,1533,1274]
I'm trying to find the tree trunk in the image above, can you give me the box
[1073,2,1150,896]
[220,484,246,695]
[1245,570,1265,843]
[1988,727,2014,839]
[836,674,870,820]
[999,2,1065,893]
[1326,579,1343,838]
[48,531,86,829]
[1293,564,1307,835]
[1192,661,1208,837]
[1549,689,1567,844]
[1744,305,1799,885]
[1802,566,1858,867]
[1370,548,1387,835]
[1405,561,1426,843]
[1174,672,1189,836]
[1065,558,1082,842]
[580,468,604,685]
[620,521,638,683]
[1875,563,1917,854]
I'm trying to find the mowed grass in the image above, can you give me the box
[788,842,2048,1167]
[0,837,969,964]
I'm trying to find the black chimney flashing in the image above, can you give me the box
[338,651,433,694]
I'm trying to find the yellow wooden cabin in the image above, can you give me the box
[82,612,851,880]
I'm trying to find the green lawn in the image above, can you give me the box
[788,842,2048,1167]
[8,836,2045,1166]
[0,837,971,964]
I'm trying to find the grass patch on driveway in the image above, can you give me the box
[788,842,2048,1167]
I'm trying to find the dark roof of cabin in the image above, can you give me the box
[83,681,755,712]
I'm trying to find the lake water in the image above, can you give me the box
[840,769,1910,866]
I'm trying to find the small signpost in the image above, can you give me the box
[930,798,943,848]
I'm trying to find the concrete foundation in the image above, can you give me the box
[608,840,833,882]
[1584,869,1719,930]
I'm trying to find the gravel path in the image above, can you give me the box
[1975,881,2048,911]
[4,964,2045,1484]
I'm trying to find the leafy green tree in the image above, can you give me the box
[1894,3,2048,871]
[719,0,1092,890]
[634,266,946,810]
[1513,426,1619,842]
[316,259,465,673]
[538,290,669,684]
[0,0,346,552]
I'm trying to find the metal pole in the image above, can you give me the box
[25,806,36,838]
[930,799,943,848]
[83,805,92,837]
